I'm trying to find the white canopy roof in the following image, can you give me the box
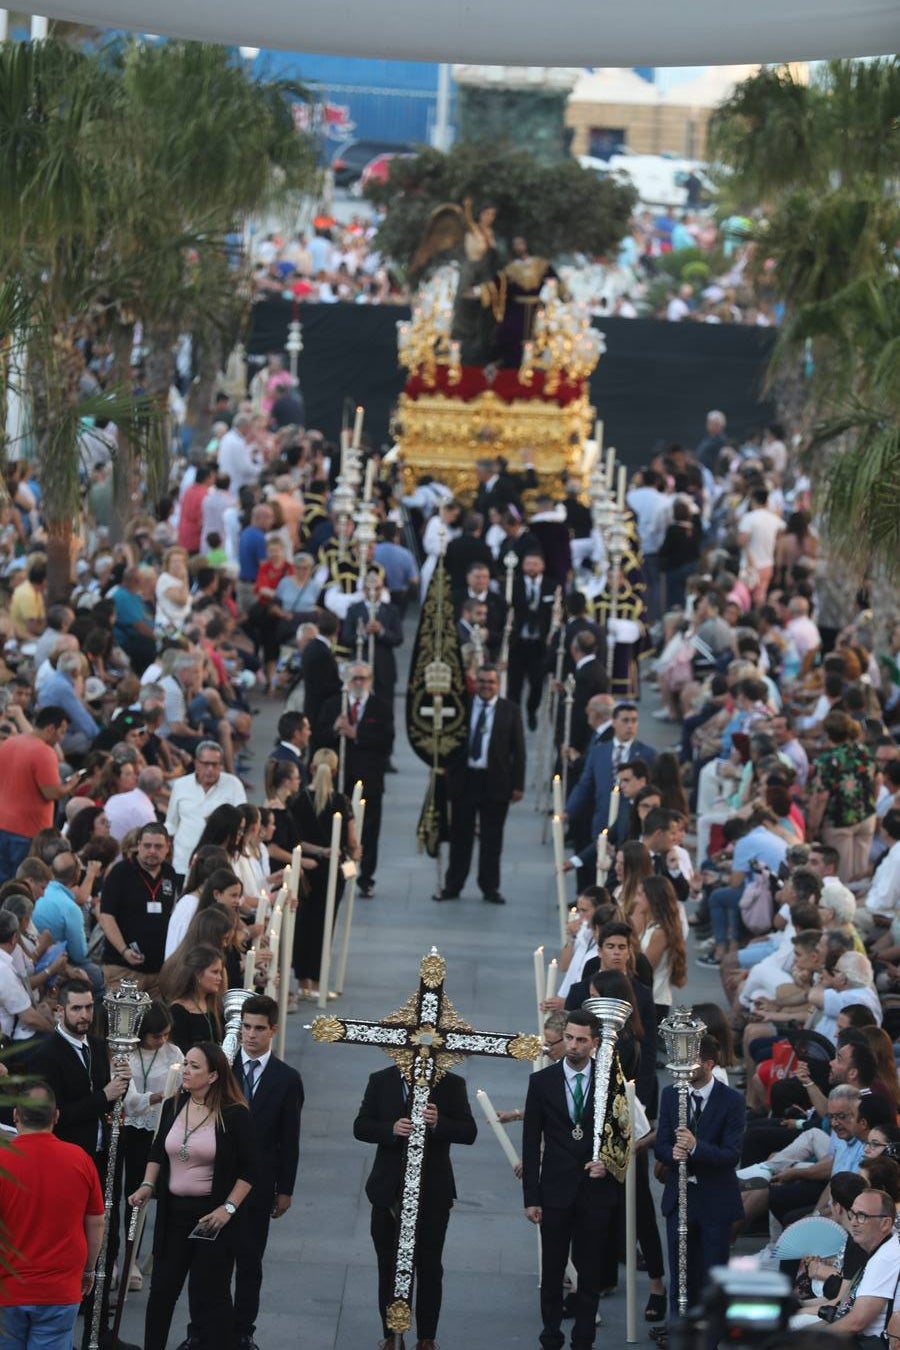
[32,0,897,65]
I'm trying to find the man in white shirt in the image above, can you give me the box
[737,486,785,603]
[165,740,246,877]
[0,911,53,1040]
[217,413,260,493]
[865,809,900,921]
[785,597,821,663]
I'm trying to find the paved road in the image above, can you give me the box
[119,649,722,1350]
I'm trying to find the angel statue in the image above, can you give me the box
[410,199,500,366]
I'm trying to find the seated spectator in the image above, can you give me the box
[31,850,102,996]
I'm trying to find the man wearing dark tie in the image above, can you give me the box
[508,553,556,731]
[565,702,656,850]
[641,808,691,903]
[452,562,506,660]
[435,663,526,905]
[33,979,134,1350]
[654,1035,744,1316]
[232,995,304,1350]
[522,1010,621,1350]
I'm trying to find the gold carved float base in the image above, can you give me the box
[397,389,593,501]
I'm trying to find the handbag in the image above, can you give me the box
[739,865,775,935]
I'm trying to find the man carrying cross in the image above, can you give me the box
[310,948,540,1350]
[354,1064,476,1350]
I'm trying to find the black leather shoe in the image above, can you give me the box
[432,889,460,901]
[482,892,507,905]
[358,880,375,898]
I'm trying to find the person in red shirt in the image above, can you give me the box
[248,533,293,692]
[0,706,83,883]
[0,1082,105,1349]
[177,465,212,555]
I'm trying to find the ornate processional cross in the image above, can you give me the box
[311,948,541,1336]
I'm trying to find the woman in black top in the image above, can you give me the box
[129,1042,256,1350]
[162,944,224,1052]
[289,748,360,996]
[658,500,701,611]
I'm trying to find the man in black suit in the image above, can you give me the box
[436,663,526,905]
[655,1035,744,1315]
[340,578,403,708]
[456,597,487,651]
[34,979,135,1350]
[315,662,393,897]
[498,507,543,570]
[508,552,556,731]
[353,1064,477,1350]
[473,456,520,521]
[452,562,506,660]
[232,995,304,1350]
[444,511,493,592]
[268,710,311,788]
[556,631,609,757]
[522,1009,621,1350]
[641,807,691,903]
[300,613,341,738]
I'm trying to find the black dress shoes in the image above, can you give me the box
[432,889,460,901]
[482,892,507,905]
[358,880,375,898]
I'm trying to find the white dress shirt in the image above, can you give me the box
[165,771,247,874]
[240,1048,272,1097]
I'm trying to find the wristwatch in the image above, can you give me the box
[223,1201,237,1216]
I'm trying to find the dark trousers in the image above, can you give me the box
[445,770,509,897]
[634,1151,665,1281]
[360,789,383,884]
[539,1197,616,1350]
[145,1195,237,1350]
[233,1196,273,1337]
[508,637,546,720]
[665,1205,731,1315]
[768,1178,822,1226]
[370,1202,450,1341]
[122,1125,152,1245]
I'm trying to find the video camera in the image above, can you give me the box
[659,1265,796,1350]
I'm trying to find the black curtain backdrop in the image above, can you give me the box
[249,300,776,463]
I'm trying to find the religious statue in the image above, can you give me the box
[491,236,560,368]
[410,199,501,366]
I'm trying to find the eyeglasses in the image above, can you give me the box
[827,1111,851,1121]
[543,1039,564,1051]
[864,1140,887,1151]
[847,1209,889,1223]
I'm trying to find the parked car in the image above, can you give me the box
[330,139,415,189]
[356,151,417,196]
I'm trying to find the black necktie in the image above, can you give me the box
[652,852,666,875]
[80,1043,92,1080]
[244,1060,259,1099]
[612,742,625,770]
[470,702,487,760]
[690,1092,704,1132]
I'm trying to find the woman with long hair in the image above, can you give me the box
[162,944,225,1051]
[264,760,302,867]
[155,545,192,635]
[289,748,360,997]
[630,875,686,1023]
[128,1042,256,1350]
[649,752,689,817]
[587,967,666,1319]
[615,841,653,917]
[860,1026,900,1108]
[625,786,663,842]
[66,804,111,855]
[96,757,139,804]
[193,804,245,860]
[165,846,231,958]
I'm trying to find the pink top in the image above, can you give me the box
[165,1113,216,1196]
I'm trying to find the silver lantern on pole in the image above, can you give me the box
[222,987,255,1063]
[658,1006,707,1317]
[90,978,152,1350]
[582,996,631,1160]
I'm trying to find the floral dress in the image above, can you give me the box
[808,742,876,827]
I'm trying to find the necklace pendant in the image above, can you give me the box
[572,1125,584,1141]
[178,1145,189,1161]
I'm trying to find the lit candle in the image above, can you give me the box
[596,829,609,888]
[243,946,256,991]
[545,957,558,1003]
[476,1089,522,1171]
[288,847,303,899]
[352,405,364,448]
[552,774,563,818]
[265,932,280,999]
[162,1062,183,1100]
[254,889,269,929]
[607,785,620,831]
[551,814,568,949]
[533,946,545,1038]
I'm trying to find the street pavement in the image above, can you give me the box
[118,651,723,1350]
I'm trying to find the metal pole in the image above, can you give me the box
[677,1077,689,1316]
[625,1080,637,1343]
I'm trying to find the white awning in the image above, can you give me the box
[29,0,897,66]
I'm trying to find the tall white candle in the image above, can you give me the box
[243,946,256,991]
[254,889,269,929]
[594,419,604,455]
[617,464,626,511]
[476,1089,521,1171]
[265,932,280,999]
[607,785,620,831]
[317,812,343,1009]
[352,405,364,448]
[277,899,296,1058]
[336,796,365,995]
[606,445,615,490]
[287,847,302,899]
[596,829,610,888]
[363,458,375,502]
[533,946,545,1038]
[545,958,558,1003]
[552,774,563,818]
[551,815,568,950]
[162,1062,183,1101]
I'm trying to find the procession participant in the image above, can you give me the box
[654,1035,745,1316]
[128,1042,256,1350]
[299,615,342,736]
[340,566,404,707]
[231,996,304,1350]
[97,821,177,996]
[434,664,525,905]
[267,710,311,786]
[452,562,506,661]
[522,1009,623,1350]
[507,552,556,732]
[565,702,656,854]
[315,662,393,898]
[353,1060,477,1350]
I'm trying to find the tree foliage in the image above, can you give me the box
[367,142,637,274]
[708,57,900,576]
